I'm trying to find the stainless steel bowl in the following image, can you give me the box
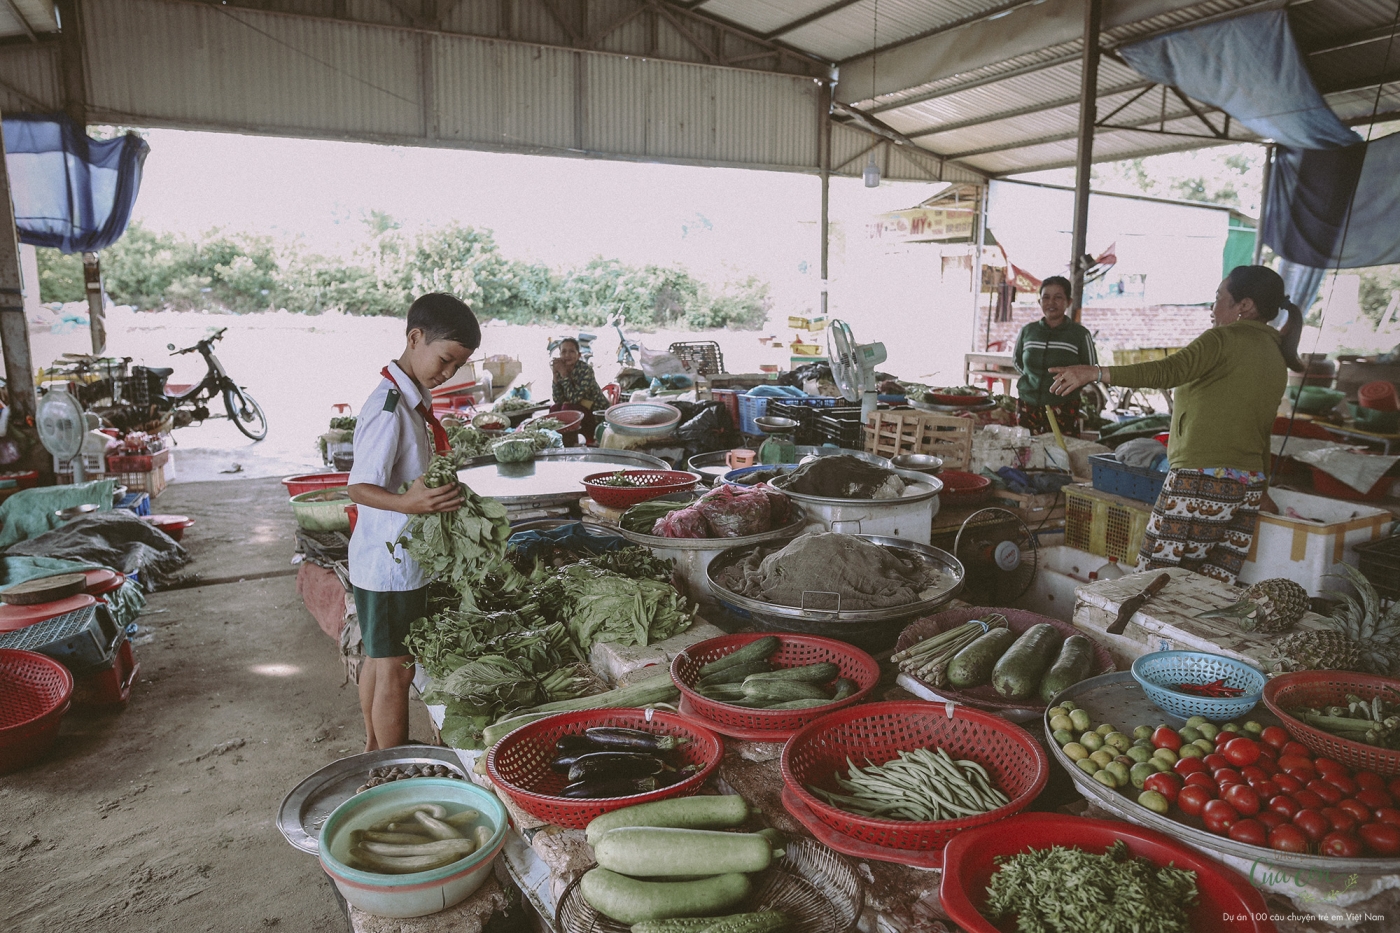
[891,453,943,474]
[754,415,799,434]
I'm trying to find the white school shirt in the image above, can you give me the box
[347,361,434,592]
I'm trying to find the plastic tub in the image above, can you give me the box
[319,777,508,918]
[291,488,354,533]
[1238,488,1390,595]
[282,472,350,497]
[1359,379,1399,412]
[144,514,194,541]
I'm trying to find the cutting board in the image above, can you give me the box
[0,573,89,606]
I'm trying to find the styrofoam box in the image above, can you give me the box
[1014,544,1113,624]
[1237,488,1389,596]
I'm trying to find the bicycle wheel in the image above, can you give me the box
[224,387,268,441]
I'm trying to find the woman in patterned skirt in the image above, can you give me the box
[1012,276,1098,435]
[1047,266,1304,584]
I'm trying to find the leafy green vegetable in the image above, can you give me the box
[396,455,518,600]
[620,500,689,534]
[540,562,693,649]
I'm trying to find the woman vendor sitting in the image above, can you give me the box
[1012,275,1099,435]
[1049,265,1304,584]
[550,337,611,444]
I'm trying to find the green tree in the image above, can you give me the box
[34,248,85,303]
[1358,266,1400,325]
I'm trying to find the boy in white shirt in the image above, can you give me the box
[346,293,479,750]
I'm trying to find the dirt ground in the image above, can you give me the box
[1,476,432,933]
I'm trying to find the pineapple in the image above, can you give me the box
[1199,578,1310,633]
[1271,565,1400,675]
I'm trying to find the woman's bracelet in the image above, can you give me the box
[1096,365,1104,384]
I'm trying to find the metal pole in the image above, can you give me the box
[1253,144,1274,265]
[0,122,38,433]
[1069,0,1103,321]
[83,251,106,355]
[819,77,833,321]
[971,185,988,350]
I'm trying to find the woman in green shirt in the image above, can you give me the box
[550,337,612,444]
[1012,275,1098,435]
[1049,265,1304,584]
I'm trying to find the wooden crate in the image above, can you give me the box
[864,410,972,468]
[990,488,1066,527]
[1063,483,1151,563]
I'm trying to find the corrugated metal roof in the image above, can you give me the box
[0,0,59,41]
[0,41,60,112]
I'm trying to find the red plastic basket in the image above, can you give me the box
[937,470,992,505]
[581,470,699,508]
[282,472,350,497]
[780,701,1048,852]
[485,708,723,829]
[671,634,880,740]
[894,608,1116,713]
[939,813,1273,933]
[1262,670,1400,777]
[0,648,74,774]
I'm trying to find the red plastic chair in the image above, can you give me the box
[603,383,620,406]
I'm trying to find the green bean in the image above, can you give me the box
[820,746,1010,822]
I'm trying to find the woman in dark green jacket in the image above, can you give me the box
[1012,275,1098,435]
[1049,265,1304,583]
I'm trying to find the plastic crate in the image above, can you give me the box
[115,491,151,516]
[816,411,864,449]
[1063,483,1152,564]
[0,603,122,669]
[864,410,973,468]
[106,448,170,474]
[70,635,138,708]
[768,397,860,445]
[1354,533,1400,601]
[668,340,725,375]
[115,466,168,498]
[737,394,770,435]
[53,453,106,483]
[1088,453,1167,504]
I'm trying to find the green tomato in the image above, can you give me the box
[1090,749,1115,769]
[1104,732,1132,753]
[1106,761,1131,786]
[1152,747,1178,766]
[1062,742,1089,761]
[1129,761,1158,789]
[1096,723,1118,737]
[1060,700,1078,711]
[1192,738,1214,754]
[1093,769,1120,789]
[1079,732,1104,752]
[1052,729,1075,747]
[1133,725,1154,741]
[1221,722,1240,733]
[1184,715,1209,729]
[1150,757,1173,773]
[1048,706,1069,719]
[1069,709,1092,732]
[1243,720,1264,735]
[1049,714,1075,733]
[1138,790,1171,814]
[1177,743,1204,759]
[1126,746,1153,764]
[1197,722,1220,741]
[1076,758,1100,776]
[1178,726,1202,744]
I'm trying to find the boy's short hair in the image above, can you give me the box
[407,293,481,350]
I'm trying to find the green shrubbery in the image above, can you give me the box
[35,220,770,330]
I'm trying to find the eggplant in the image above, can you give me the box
[549,754,586,774]
[560,776,659,798]
[566,752,672,784]
[583,726,689,753]
[555,734,600,757]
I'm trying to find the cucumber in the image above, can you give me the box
[945,628,1017,688]
[593,827,773,877]
[1038,635,1097,703]
[698,658,771,687]
[741,662,840,684]
[991,624,1063,699]
[740,680,827,703]
[702,911,789,933]
[764,698,833,710]
[697,637,780,678]
[631,919,727,933]
[585,794,750,846]
[695,683,748,701]
[579,869,751,924]
[830,678,857,702]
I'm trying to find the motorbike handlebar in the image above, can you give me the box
[167,327,228,355]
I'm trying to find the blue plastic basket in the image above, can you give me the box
[1131,651,1265,722]
[737,394,770,435]
[115,492,151,516]
[1089,454,1167,504]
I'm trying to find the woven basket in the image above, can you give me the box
[671,634,880,739]
[581,470,699,508]
[780,701,1048,851]
[485,708,722,829]
[1262,670,1400,777]
[1131,651,1265,722]
[0,648,74,774]
[937,470,992,505]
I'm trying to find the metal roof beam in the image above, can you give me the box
[1308,23,1400,57]
[763,0,865,41]
[868,50,1083,115]
[903,79,1155,138]
[2,0,37,42]
[945,103,1243,159]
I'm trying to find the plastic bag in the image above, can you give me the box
[675,401,739,460]
[491,436,536,463]
[654,506,711,538]
[694,484,771,538]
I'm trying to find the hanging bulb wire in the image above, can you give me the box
[865,0,880,187]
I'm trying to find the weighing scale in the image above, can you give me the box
[753,415,798,465]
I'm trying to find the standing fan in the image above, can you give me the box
[827,320,887,424]
[37,390,88,481]
[953,507,1039,604]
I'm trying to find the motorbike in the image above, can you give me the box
[129,327,268,440]
[546,330,597,362]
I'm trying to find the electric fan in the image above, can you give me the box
[826,319,887,424]
[953,507,1039,604]
[37,389,89,481]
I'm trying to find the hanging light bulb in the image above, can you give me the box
[863,152,880,187]
[864,0,880,189]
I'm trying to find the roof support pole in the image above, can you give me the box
[55,0,87,125]
[1069,0,1102,321]
[0,123,38,439]
[819,78,833,318]
[1253,144,1274,265]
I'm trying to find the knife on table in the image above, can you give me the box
[1106,572,1171,635]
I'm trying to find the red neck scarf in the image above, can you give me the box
[381,365,451,455]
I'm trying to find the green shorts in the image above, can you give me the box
[352,585,429,658]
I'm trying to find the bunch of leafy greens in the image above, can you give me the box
[445,423,496,459]
[533,561,693,649]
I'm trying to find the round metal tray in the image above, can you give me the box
[705,534,964,625]
[771,467,943,506]
[688,448,892,485]
[1045,671,1400,875]
[276,746,467,855]
[555,836,863,933]
[456,449,669,507]
[912,398,996,414]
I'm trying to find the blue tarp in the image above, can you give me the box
[3,112,149,254]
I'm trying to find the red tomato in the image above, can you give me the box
[1185,772,1217,791]
[1293,789,1326,811]
[1293,808,1331,844]
[1144,772,1183,805]
[1277,754,1316,775]
[1387,777,1400,800]
[1353,787,1394,810]
[1203,753,1231,773]
[1313,757,1348,778]
[1240,765,1268,785]
[1251,779,1281,800]
[1260,725,1291,750]
[1203,799,1242,834]
[1255,758,1279,776]
[1354,770,1386,793]
[1323,773,1358,797]
[1305,779,1344,806]
[1269,823,1310,853]
[1280,741,1311,758]
[1223,737,1261,767]
[1223,783,1262,816]
[1273,773,1305,796]
[1269,794,1302,819]
[1215,768,1244,787]
[1319,830,1364,858]
[1173,757,1208,778]
[1373,807,1400,827]
[1257,810,1288,831]
[1228,818,1269,847]
[1152,726,1183,751]
[1359,822,1400,856]
[1178,785,1213,818]
[1338,798,1373,823]
[1321,806,1358,834]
